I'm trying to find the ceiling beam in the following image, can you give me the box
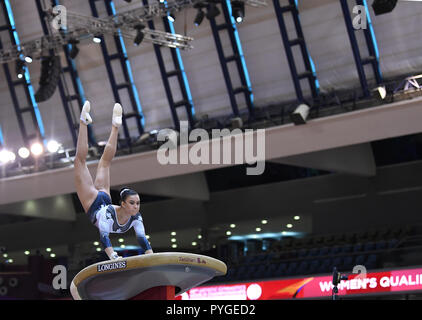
[1,96,422,205]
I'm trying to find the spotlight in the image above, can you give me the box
[8,151,16,162]
[226,231,232,236]
[47,140,60,153]
[231,0,245,23]
[168,12,176,22]
[194,9,205,26]
[134,24,146,46]
[286,224,293,228]
[0,150,15,163]
[18,147,30,159]
[290,103,310,125]
[15,59,25,79]
[30,142,44,157]
[192,242,197,246]
[171,231,176,236]
[230,224,236,228]
[374,85,387,100]
[256,227,261,232]
[25,56,33,63]
[294,215,300,220]
[0,149,11,164]
[372,0,398,16]
[69,39,80,59]
[93,35,102,43]
[172,244,177,248]
[206,3,221,19]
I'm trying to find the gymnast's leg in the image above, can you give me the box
[74,101,99,213]
[93,103,122,198]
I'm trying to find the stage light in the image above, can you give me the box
[96,247,101,252]
[69,39,80,59]
[15,59,25,79]
[46,248,51,252]
[18,147,30,159]
[120,244,126,248]
[294,215,300,220]
[134,24,146,46]
[206,3,220,19]
[286,224,293,228]
[171,231,176,236]
[24,251,30,255]
[192,242,197,246]
[168,12,176,22]
[290,103,310,125]
[261,220,268,224]
[25,56,33,63]
[50,253,56,258]
[30,142,44,156]
[230,224,236,228]
[198,235,202,239]
[374,85,387,100]
[118,238,124,243]
[231,0,245,23]
[0,150,15,164]
[171,238,176,243]
[194,9,205,26]
[93,35,101,43]
[172,244,177,248]
[7,259,13,263]
[256,227,261,232]
[226,231,232,236]
[146,235,150,239]
[47,140,60,153]
[372,0,398,15]
[0,150,9,163]
[2,254,7,258]
[93,241,99,246]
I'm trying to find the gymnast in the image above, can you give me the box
[74,101,153,260]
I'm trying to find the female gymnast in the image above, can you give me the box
[74,101,153,260]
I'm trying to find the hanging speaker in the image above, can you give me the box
[372,0,398,15]
[35,55,61,102]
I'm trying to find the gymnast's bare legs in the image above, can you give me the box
[74,101,122,213]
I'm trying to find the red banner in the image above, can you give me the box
[178,267,422,300]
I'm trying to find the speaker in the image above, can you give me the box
[35,56,61,102]
[372,0,398,15]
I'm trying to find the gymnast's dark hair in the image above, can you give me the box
[119,187,138,203]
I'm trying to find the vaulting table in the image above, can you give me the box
[70,252,227,300]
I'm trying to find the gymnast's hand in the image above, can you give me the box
[110,252,122,260]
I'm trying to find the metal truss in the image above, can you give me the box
[0,6,194,64]
[113,0,267,25]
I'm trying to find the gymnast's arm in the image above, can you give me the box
[98,216,121,260]
[133,218,153,254]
